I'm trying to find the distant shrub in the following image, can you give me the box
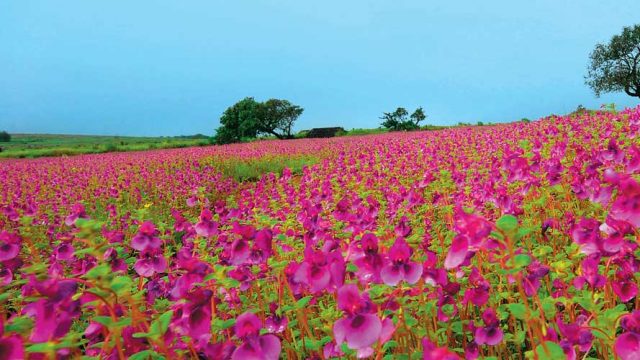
[520,118,531,123]
[0,131,10,142]
[103,143,119,152]
[295,130,310,138]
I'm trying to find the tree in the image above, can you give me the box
[213,98,304,144]
[0,131,10,142]
[410,107,426,127]
[586,24,640,98]
[255,99,304,139]
[380,107,427,131]
[213,97,260,145]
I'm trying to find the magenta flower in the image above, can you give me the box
[333,284,392,354]
[615,333,640,360]
[171,289,213,346]
[351,233,384,283]
[130,221,162,252]
[380,238,422,286]
[265,303,288,334]
[0,318,23,360]
[422,338,460,360]
[133,251,168,277]
[0,334,23,360]
[462,268,490,306]
[609,180,640,228]
[444,210,493,269]
[232,312,281,360]
[64,203,88,226]
[294,248,345,293]
[615,311,640,360]
[570,218,622,255]
[556,314,593,355]
[195,208,218,237]
[474,309,503,346]
[573,255,606,290]
[0,231,20,263]
[613,269,638,302]
[523,259,549,297]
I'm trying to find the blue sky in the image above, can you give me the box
[1,0,639,136]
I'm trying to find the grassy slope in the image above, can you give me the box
[0,134,210,158]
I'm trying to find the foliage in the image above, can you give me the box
[216,155,318,182]
[214,98,304,144]
[213,97,261,145]
[586,24,640,98]
[0,130,10,142]
[255,99,304,139]
[380,107,426,131]
[0,134,208,159]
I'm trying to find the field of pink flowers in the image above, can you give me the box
[1,108,639,359]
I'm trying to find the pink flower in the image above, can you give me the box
[615,310,640,360]
[609,178,640,229]
[422,338,460,360]
[444,210,493,269]
[0,231,20,262]
[195,209,218,237]
[232,312,281,360]
[333,284,392,354]
[130,221,162,252]
[380,238,422,286]
[474,309,504,346]
[0,318,23,360]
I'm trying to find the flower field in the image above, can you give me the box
[1,108,639,359]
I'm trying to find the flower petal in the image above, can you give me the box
[444,235,469,269]
[345,314,382,349]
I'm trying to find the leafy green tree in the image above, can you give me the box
[256,99,304,139]
[380,107,426,131]
[213,97,260,144]
[0,131,10,142]
[380,107,409,131]
[586,24,640,98]
[409,107,426,127]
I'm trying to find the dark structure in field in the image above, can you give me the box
[306,127,345,138]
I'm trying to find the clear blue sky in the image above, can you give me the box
[1,1,639,136]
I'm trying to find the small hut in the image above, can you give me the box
[306,127,345,138]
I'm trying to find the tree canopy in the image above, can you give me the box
[380,107,427,131]
[213,98,304,144]
[586,24,640,98]
[0,131,10,142]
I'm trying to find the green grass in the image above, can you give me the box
[0,134,211,159]
[216,155,319,182]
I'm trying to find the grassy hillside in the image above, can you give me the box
[0,133,211,158]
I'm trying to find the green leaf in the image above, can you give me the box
[507,303,528,320]
[303,337,320,351]
[92,316,114,327]
[157,310,173,334]
[295,296,313,309]
[496,215,518,233]
[25,342,56,353]
[84,264,112,280]
[110,276,134,295]
[129,350,154,360]
[4,316,33,333]
[513,254,532,268]
[213,318,236,331]
[533,341,566,360]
